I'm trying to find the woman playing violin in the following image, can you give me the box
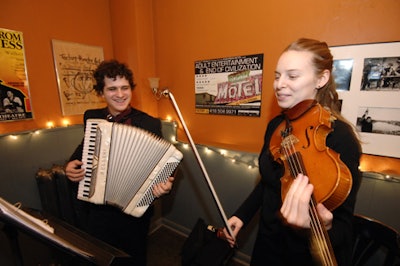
[224,38,362,265]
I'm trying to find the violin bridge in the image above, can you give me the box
[281,134,299,147]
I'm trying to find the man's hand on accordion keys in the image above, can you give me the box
[152,176,175,198]
[65,160,85,182]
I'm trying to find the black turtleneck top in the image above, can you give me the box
[233,101,362,266]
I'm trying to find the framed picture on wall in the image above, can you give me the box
[194,53,264,117]
[52,40,105,116]
[330,42,400,158]
[0,28,34,122]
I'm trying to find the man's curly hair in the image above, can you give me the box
[93,59,136,95]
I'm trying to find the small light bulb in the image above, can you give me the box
[62,119,70,127]
[46,121,54,128]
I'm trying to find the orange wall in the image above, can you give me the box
[0,0,159,133]
[109,0,159,115]
[151,0,400,174]
[1,0,399,175]
[153,0,400,150]
[0,0,114,133]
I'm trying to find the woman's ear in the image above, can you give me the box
[317,69,330,88]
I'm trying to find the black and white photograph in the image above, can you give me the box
[333,59,353,91]
[330,42,400,158]
[360,56,400,91]
[357,107,400,136]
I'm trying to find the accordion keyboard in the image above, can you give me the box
[80,119,102,199]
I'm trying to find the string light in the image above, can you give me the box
[62,119,70,127]
[0,124,81,140]
[46,121,55,128]
[2,119,398,180]
[0,118,312,173]
[178,142,258,170]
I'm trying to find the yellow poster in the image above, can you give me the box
[0,28,33,121]
[52,39,105,115]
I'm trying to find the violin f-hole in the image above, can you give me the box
[302,125,314,149]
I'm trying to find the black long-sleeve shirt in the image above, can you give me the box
[234,111,362,266]
[68,106,162,263]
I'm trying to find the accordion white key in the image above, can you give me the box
[78,119,183,217]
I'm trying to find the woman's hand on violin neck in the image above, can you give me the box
[280,174,314,228]
[280,173,333,229]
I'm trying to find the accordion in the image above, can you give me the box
[78,119,183,217]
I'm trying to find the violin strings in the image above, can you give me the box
[310,200,334,265]
[284,136,302,177]
[282,135,335,266]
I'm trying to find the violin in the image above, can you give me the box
[270,99,352,266]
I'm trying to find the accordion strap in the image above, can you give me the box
[164,90,235,240]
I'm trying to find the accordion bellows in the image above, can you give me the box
[78,119,183,217]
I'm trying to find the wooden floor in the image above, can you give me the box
[147,226,185,265]
[147,225,248,266]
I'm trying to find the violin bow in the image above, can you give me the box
[162,89,236,240]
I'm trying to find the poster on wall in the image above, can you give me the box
[195,53,264,117]
[0,28,33,122]
[330,42,400,158]
[52,39,105,116]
